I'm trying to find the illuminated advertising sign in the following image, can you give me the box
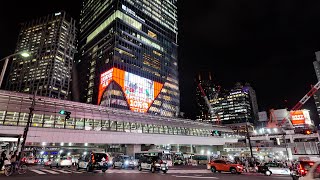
[97,68,114,104]
[290,110,312,125]
[98,68,163,113]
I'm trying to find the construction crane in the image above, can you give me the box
[268,81,320,129]
[197,83,221,123]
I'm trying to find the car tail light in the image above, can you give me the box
[35,159,39,163]
[299,164,306,175]
[91,154,95,163]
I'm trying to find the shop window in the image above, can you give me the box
[55,116,65,128]
[117,121,124,132]
[0,111,5,125]
[93,120,102,131]
[4,112,19,126]
[75,118,84,130]
[43,115,54,128]
[65,118,75,129]
[101,120,110,131]
[17,113,27,127]
[31,114,43,127]
[85,119,93,130]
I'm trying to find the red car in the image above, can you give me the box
[209,160,243,174]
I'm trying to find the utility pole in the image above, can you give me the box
[245,115,254,158]
[19,93,36,159]
[282,133,290,161]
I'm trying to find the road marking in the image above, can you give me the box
[71,170,84,174]
[41,169,60,174]
[30,169,47,175]
[172,175,218,179]
[169,170,211,174]
[53,169,71,174]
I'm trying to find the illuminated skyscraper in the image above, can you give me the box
[210,83,259,125]
[77,0,179,117]
[313,51,320,119]
[6,12,77,99]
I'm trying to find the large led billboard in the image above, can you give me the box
[290,110,312,125]
[98,68,163,113]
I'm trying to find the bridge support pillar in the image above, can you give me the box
[126,144,141,156]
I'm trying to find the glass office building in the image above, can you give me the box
[210,83,259,125]
[6,12,77,100]
[78,0,179,117]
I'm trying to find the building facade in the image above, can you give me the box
[6,12,77,99]
[210,83,259,125]
[77,0,179,117]
[195,72,219,121]
[313,51,320,120]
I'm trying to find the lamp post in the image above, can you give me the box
[0,51,30,88]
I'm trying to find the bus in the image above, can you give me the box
[190,154,209,165]
[134,149,173,166]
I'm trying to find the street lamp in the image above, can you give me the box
[0,51,31,88]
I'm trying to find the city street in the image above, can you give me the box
[1,165,292,180]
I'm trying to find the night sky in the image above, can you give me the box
[1,1,320,124]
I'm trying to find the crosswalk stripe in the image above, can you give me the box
[40,169,60,174]
[30,169,47,175]
[53,169,71,174]
[71,170,84,174]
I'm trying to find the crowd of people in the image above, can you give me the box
[235,157,295,172]
[0,150,18,171]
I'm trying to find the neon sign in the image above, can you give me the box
[98,68,163,113]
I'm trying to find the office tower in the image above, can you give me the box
[195,72,219,121]
[6,12,77,99]
[78,0,179,117]
[210,82,259,125]
[313,51,320,119]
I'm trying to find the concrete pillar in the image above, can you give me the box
[126,144,141,156]
[190,145,194,154]
[289,136,294,143]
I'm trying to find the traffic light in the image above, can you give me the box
[59,110,65,115]
[211,130,221,136]
[59,110,71,119]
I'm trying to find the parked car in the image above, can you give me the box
[77,152,109,172]
[257,162,291,176]
[209,160,243,174]
[112,155,136,169]
[50,157,72,168]
[137,155,168,173]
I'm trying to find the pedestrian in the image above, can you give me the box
[0,151,7,171]
[245,159,249,172]
[10,150,18,168]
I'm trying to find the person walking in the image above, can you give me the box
[10,150,18,168]
[0,151,7,171]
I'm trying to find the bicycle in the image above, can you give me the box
[4,161,27,176]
